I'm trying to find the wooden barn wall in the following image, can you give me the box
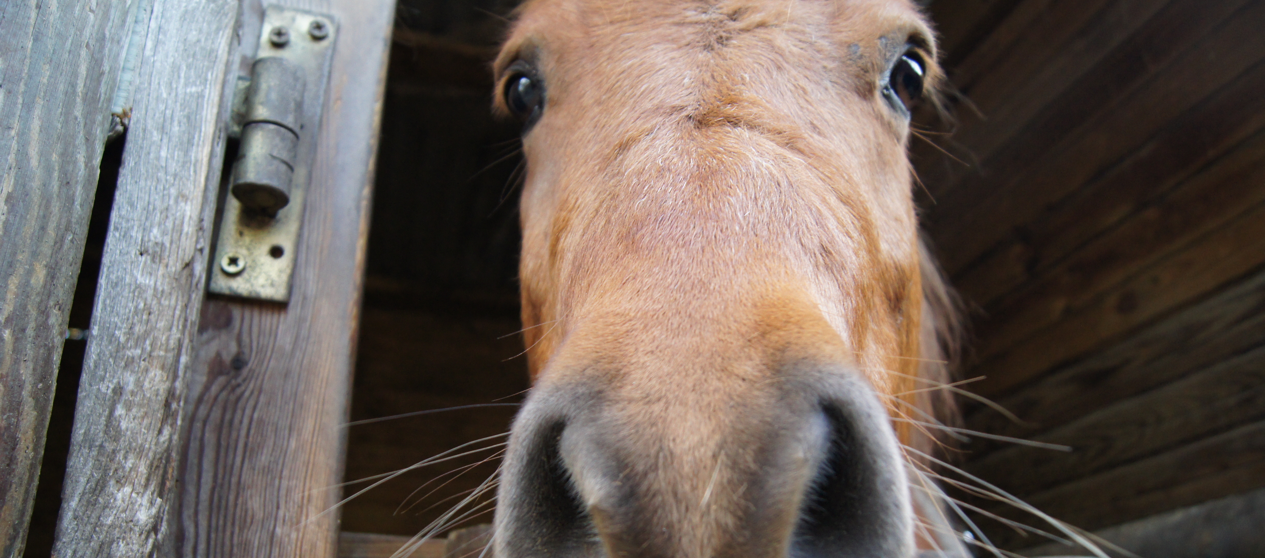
[917,0,1265,550]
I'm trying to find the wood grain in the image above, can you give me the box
[926,0,1257,274]
[983,420,1265,548]
[913,0,1175,201]
[966,102,1265,371]
[337,532,443,558]
[50,0,240,556]
[964,266,1265,458]
[172,0,393,556]
[332,526,490,558]
[968,344,1265,497]
[1018,487,1265,558]
[954,60,1265,313]
[925,0,1022,67]
[0,1,135,555]
[968,195,1265,401]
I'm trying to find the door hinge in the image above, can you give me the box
[208,6,337,303]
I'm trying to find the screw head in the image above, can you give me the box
[221,253,246,276]
[308,19,329,40]
[269,26,290,47]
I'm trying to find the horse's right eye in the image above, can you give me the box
[504,70,545,130]
[882,50,926,119]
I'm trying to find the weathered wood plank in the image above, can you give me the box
[173,0,394,556]
[914,0,1176,201]
[964,265,1265,458]
[338,532,443,558]
[1019,487,1265,558]
[924,0,1023,67]
[983,420,1265,549]
[336,527,491,558]
[966,195,1265,401]
[926,0,1259,274]
[942,0,1172,166]
[0,0,139,555]
[966,98,1265,368]
[50,0,240,555]
[954,65,1265,313]
[967,344,1265,497]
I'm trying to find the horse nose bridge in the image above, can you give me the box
[557,384,826,558]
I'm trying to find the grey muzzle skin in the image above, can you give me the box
[492,366,915,558]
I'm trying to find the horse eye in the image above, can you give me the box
[883,52,926,117]
[505,71,545,129]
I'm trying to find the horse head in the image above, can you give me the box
[490,1,958,556]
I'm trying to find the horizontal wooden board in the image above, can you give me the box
[953,62,1265,313]
[963,265,1265,458]
[336,525,490,558]
[915,0,1177,201]
[926,0,1260,275]
[925,0,1022,68]
[979,420,1265,549]
[1019,487,1265,558]
[967,111,1265,370]
[338,532,442,558]
[965,194,1265,401]
[967,344,1265,497]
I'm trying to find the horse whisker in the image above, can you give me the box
[503,321,559,362]
[311,434,509,521]
[904,447,1109,558]
[910,479,1077,547]
[393,474,501,558]
[497,318,561,339]
[893,375,985,396]
[894,418,1072,452]
[469,145,524,183]
[886,370,1032,427]
[345,404,520,427]
[397,448,506,515]
[336,437,508,487]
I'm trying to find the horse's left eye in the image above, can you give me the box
[504,68,545,131]
[883,52,925,117]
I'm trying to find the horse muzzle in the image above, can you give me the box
[492,365,915,558]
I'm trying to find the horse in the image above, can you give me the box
[418,0,1102,556]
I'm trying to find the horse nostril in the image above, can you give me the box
[792,401,912,558]
[497,420,600,558]
[798,407,867,535]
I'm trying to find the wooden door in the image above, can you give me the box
[0,1,138,555]
[1,0,394,556]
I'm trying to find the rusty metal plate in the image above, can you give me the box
[209,6,336,302]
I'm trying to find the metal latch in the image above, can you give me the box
[208,6,336,302]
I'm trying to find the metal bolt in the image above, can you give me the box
[269,26,290,47]
[308,19,329,40]
[221,253,246,275]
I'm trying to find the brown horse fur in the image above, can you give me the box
[489,1,964,556]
